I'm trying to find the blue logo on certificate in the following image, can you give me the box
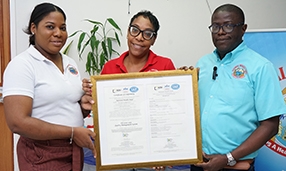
[129,86,139,92]
[171,84,180,90]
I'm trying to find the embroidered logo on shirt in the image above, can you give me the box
[68,65,78,75]
[232,64,247,78]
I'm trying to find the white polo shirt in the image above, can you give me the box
[3,45,84,127]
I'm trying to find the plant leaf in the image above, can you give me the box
[94,40,100,53]
[62,40,73,55]
[90,35,97,52]
[101,41,108,58]
[78,32,86,52]
[73,18,122,75]
[107,37,112,57]
[85,19,103,27]
[90,52,97,75]
[99,52,106,71]
[112,49,120,56]
[86,52,92,75]
[107,18,121,33]
[91,25,99,35]
[69,30,80,38]
[79,39,90,57]
[115,32,121,46]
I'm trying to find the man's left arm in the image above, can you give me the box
[230,116,279,160]
[195,116,280,171]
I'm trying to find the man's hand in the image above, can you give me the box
[178,66,195,70]
[195,153,227,171]
[178,66,199,79]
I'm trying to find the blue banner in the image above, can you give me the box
[244,30,286,171]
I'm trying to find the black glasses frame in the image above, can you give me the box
[208,23,244,34]
[128,25,156,40]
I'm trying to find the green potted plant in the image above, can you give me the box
[68,18,122,75]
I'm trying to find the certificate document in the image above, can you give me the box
[92,70,202,170]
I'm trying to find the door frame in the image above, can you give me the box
[0,0,13,170]
[0,0,10,84]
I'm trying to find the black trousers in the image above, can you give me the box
[190,162,255,171]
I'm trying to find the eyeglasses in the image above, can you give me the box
[208,23,244,34]
[129,25,156,40]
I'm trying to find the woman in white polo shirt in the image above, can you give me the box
[3,2,95,170]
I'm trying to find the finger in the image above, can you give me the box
[152,166,164,170]
[87,141,96,158]
[88,97,95,104]
[81,95,93,104]
[177,66,188,70]
[194,162,205,167]
[83,82,92,88]
[82,87,91,94]
[189,66,194,70]
[82,78,91,83]
[84,90,92,96]
[89,130,97,158]
[87,133,95,150]
[82,79,92,92]
[82,83,90,92]
[202,151,207,157]
[82,82,92,89]
[89,130,96,140]
[92,147,97,158]
[203,152,212,159]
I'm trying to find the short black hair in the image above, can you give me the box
[129,10,160,35]
[24,2,66,45]
[213,4,245,23]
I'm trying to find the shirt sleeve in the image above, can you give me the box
[254,61,286,121]
[3,57,35,98]
[165,58,176,70]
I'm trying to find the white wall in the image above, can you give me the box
[9,0,286,170]
[11,0,286,79]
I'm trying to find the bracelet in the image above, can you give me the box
[70,127,74,144]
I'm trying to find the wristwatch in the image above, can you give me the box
[226,152,237,166]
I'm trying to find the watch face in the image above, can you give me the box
[226,153,236,166]
[228,160,237,166]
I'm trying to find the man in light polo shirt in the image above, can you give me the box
[189,3,286,171]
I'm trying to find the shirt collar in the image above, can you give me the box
[27,45,46,61]
[115,50,158,72]
[213,41,246,64]
[27,45,69,68]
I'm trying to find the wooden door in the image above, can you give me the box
[0,0,13,170]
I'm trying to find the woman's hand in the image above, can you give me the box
[81,78,94,110]
[82,78,92,95]
[152,166,165,171]
[80,94,94,112]
[73,127,97,158]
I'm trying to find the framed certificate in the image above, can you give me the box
[91,69,202,171]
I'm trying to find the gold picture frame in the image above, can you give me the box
[91,69,202,171]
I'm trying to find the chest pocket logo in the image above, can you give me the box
[68,65,79,75]
[232,64,247,79]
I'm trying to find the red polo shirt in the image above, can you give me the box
[101,50,175,74]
